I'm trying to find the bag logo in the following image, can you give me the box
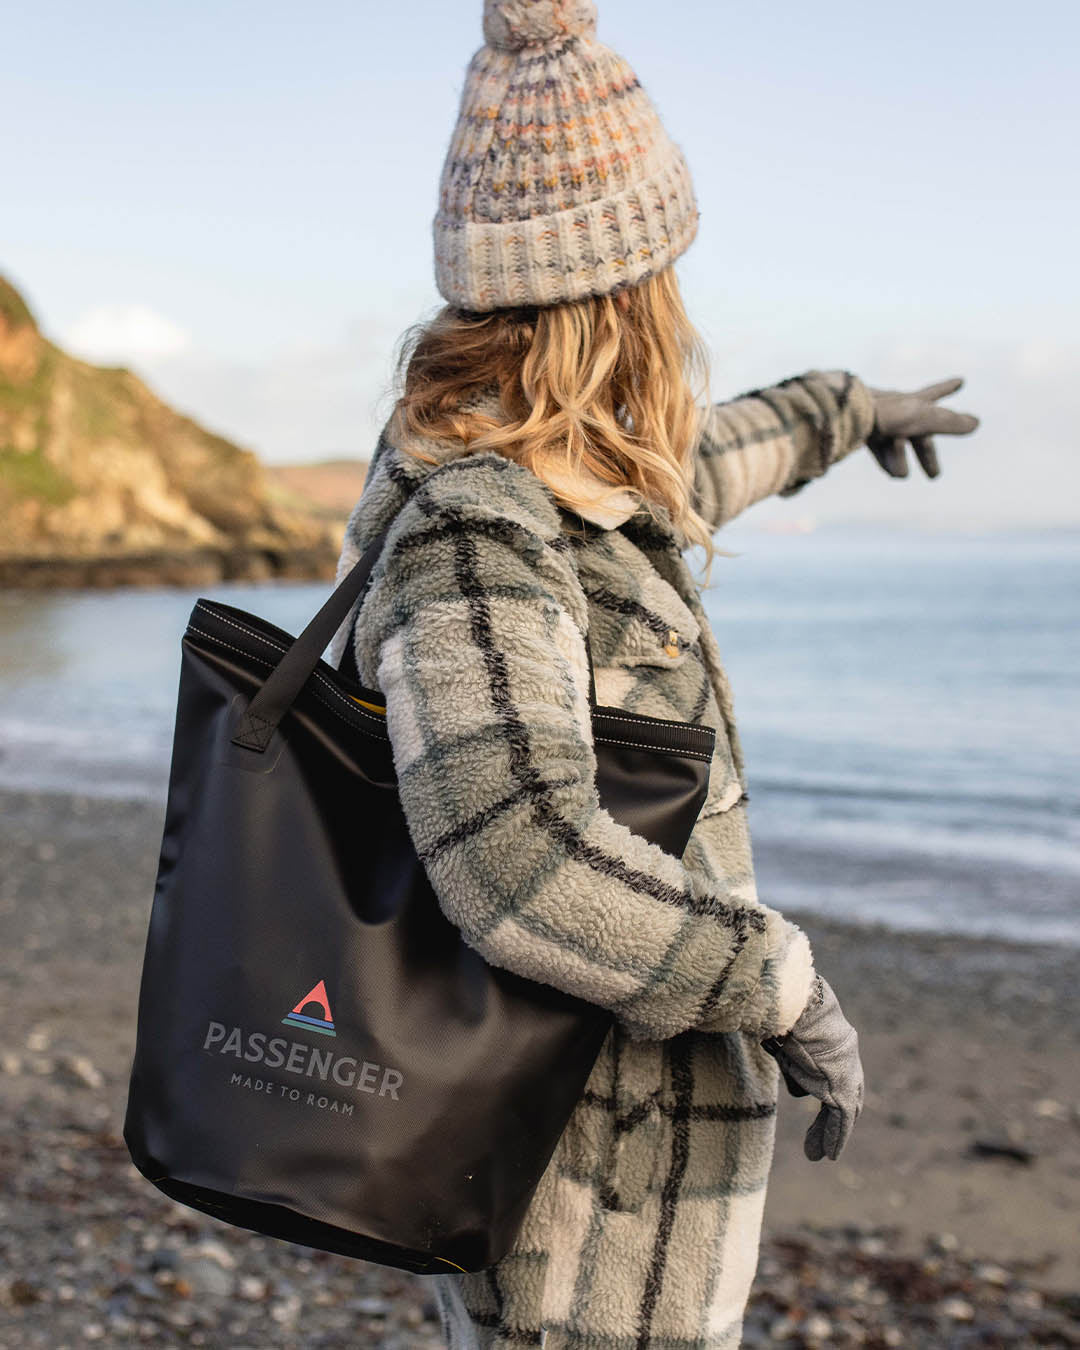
[281,979,336,1037]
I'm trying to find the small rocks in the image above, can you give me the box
[974,1261,1010,1286]
[148,1247,180,1273]
[1033,1097,1070,1121]
[1,1099,447,1350]
[353,1294,392,1316]
[52,1052,105,1090]
[176,1256,234,1298]
[969,1136,1037,1163]
[269,1292,302,1326]
[190,1238,236,1270]
[4,1277,42,1306]
[802,1312,832,1340]
[25,1026,51,1052]
[744,1221,1079,1348]
[2,1091,1078,1350]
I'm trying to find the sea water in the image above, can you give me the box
[1,526,1076,944]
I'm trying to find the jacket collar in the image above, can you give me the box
[331,390,686,672]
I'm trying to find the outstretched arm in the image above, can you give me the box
[691,370,877,531]
[355,457,816,1043]
[691,370,980,531]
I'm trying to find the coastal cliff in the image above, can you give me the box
[0,276,365,587]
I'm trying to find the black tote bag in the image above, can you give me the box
[123,522,716,1275]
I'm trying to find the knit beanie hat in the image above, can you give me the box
[433,0,700,312]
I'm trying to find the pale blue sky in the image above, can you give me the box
[4,0,1077,527]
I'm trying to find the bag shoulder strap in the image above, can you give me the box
[231,528,393,751]
[234,523,598,753]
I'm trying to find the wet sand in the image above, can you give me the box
[764,907,1080,1289]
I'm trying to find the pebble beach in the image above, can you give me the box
[1,786,1079,1348]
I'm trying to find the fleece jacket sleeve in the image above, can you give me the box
[691,370,877,531]
[356,456,814,1043]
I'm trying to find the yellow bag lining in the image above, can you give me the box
[350,695,386,715]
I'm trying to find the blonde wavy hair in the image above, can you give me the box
[389,264,721,584]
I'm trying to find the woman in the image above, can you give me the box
[329,3,979,1345]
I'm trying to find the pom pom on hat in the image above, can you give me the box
[482,0,598,51]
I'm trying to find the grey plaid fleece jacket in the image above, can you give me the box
[328,370,875,1350]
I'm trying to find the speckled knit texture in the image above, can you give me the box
[432,0,700,310]
[328,370,875,1348]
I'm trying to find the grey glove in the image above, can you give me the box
[761,974,865,1162]
[866,376,979,479]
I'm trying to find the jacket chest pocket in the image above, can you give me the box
[588,571,702,676]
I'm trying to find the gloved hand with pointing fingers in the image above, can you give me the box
[865,376,979,480]
[761,973,865,1162]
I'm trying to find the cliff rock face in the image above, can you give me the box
[0,276,352,586]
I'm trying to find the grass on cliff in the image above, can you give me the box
[69,361,130,441]
[0,447,76,505]
[0,278,36,330]
[0,345,54,414]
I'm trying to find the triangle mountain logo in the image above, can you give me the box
[282,979,336,1037]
